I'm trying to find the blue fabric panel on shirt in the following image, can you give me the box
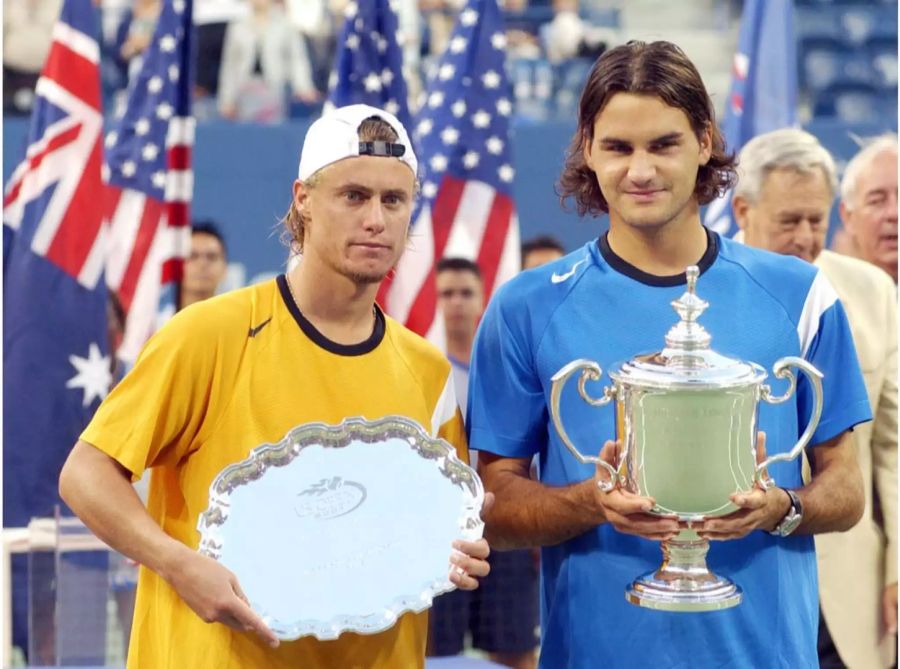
[467,233,870,669]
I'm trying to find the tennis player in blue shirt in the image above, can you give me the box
[467,40,870,668]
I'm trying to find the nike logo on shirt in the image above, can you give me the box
[551,258,587,284]
[248,317,272,338]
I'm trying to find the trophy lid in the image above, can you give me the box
[609,266,766,390]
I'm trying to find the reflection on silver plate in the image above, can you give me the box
[197,415,484,641]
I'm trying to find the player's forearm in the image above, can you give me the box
[795,434,865,534]
[480,470,602,550]
[59,440,192,581]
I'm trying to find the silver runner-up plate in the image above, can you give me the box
[196,415,484,641]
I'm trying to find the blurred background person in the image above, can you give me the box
[3,0,63,115]
[429,257,540,669]
[543,0,609,65]
[193,0,248,118]
[113,0,161,86]
[285,0,337,95]
[733,128,898,669]
[837,135,898,284]
[180,221,229,309]
[521,235,565,270]
[218,0,320,123]
[435,258,483,414]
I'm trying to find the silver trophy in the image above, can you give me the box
[549,266,823,612]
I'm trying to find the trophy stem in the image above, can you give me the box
[625,529,742,612]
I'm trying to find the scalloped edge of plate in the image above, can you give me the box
[196,415,484,641]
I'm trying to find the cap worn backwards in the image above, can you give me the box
[297,104,418,181]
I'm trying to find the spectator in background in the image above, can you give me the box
[838,135,898,283]
[193,0,248,117]
[3,0,63,115]
[393,0,425,103]
[733,128,898,669]
[420,0,464,59]
[218,0,320,123]
[114,0,161,85]
[434,258,483,415]
[543,0,609,64]
[500,0,542,60]
[180,221,229,309]
[429,258,539,669]
[285,0,337,94]
[521,235,565,269]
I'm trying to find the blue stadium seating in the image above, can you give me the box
[813,82,898,123]
[796,3,897,46]
[796,2,897,120]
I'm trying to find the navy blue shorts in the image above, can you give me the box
[427,548,540,655]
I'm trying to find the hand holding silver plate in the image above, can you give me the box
[549,266,825,612]
[197,416,485,640]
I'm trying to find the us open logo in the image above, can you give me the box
[294,477,367,520]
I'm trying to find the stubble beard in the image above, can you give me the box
[339,245,404,286]
[345,268,389,285]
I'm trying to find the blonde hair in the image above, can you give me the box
[281,116,401,253]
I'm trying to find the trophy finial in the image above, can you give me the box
[665,265,711,354]
[686,265,699,295]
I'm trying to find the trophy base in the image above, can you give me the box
[624,532,743,612]
[625,572,742,612]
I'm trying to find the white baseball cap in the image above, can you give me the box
[298,104,418,181]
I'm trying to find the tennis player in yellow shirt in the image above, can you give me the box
[59,104,492,669]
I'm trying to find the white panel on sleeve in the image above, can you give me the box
[430,371,458,437]
[797,270,839,358]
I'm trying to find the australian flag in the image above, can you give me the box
[327,0,413,130]
[2,0,108,654]
[3,0,108,528]
[704,0,798,236]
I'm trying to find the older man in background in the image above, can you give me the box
[836,135,898,283]
[734,128,898,669]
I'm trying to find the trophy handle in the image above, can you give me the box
[550,359,618,492]
[755,356,824,488]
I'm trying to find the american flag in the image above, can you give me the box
[103,0,194,364]
[328,0,413,129]
[390,0,520,341]
[2,0,108,647]
[703,0,797,236]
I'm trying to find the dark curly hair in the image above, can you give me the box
[557,40,737,218]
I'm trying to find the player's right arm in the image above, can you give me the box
[477,445,679,550]
[59,440,280,648]
[468,282,679,550]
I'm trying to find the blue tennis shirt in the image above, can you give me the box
[467,231,871,668]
